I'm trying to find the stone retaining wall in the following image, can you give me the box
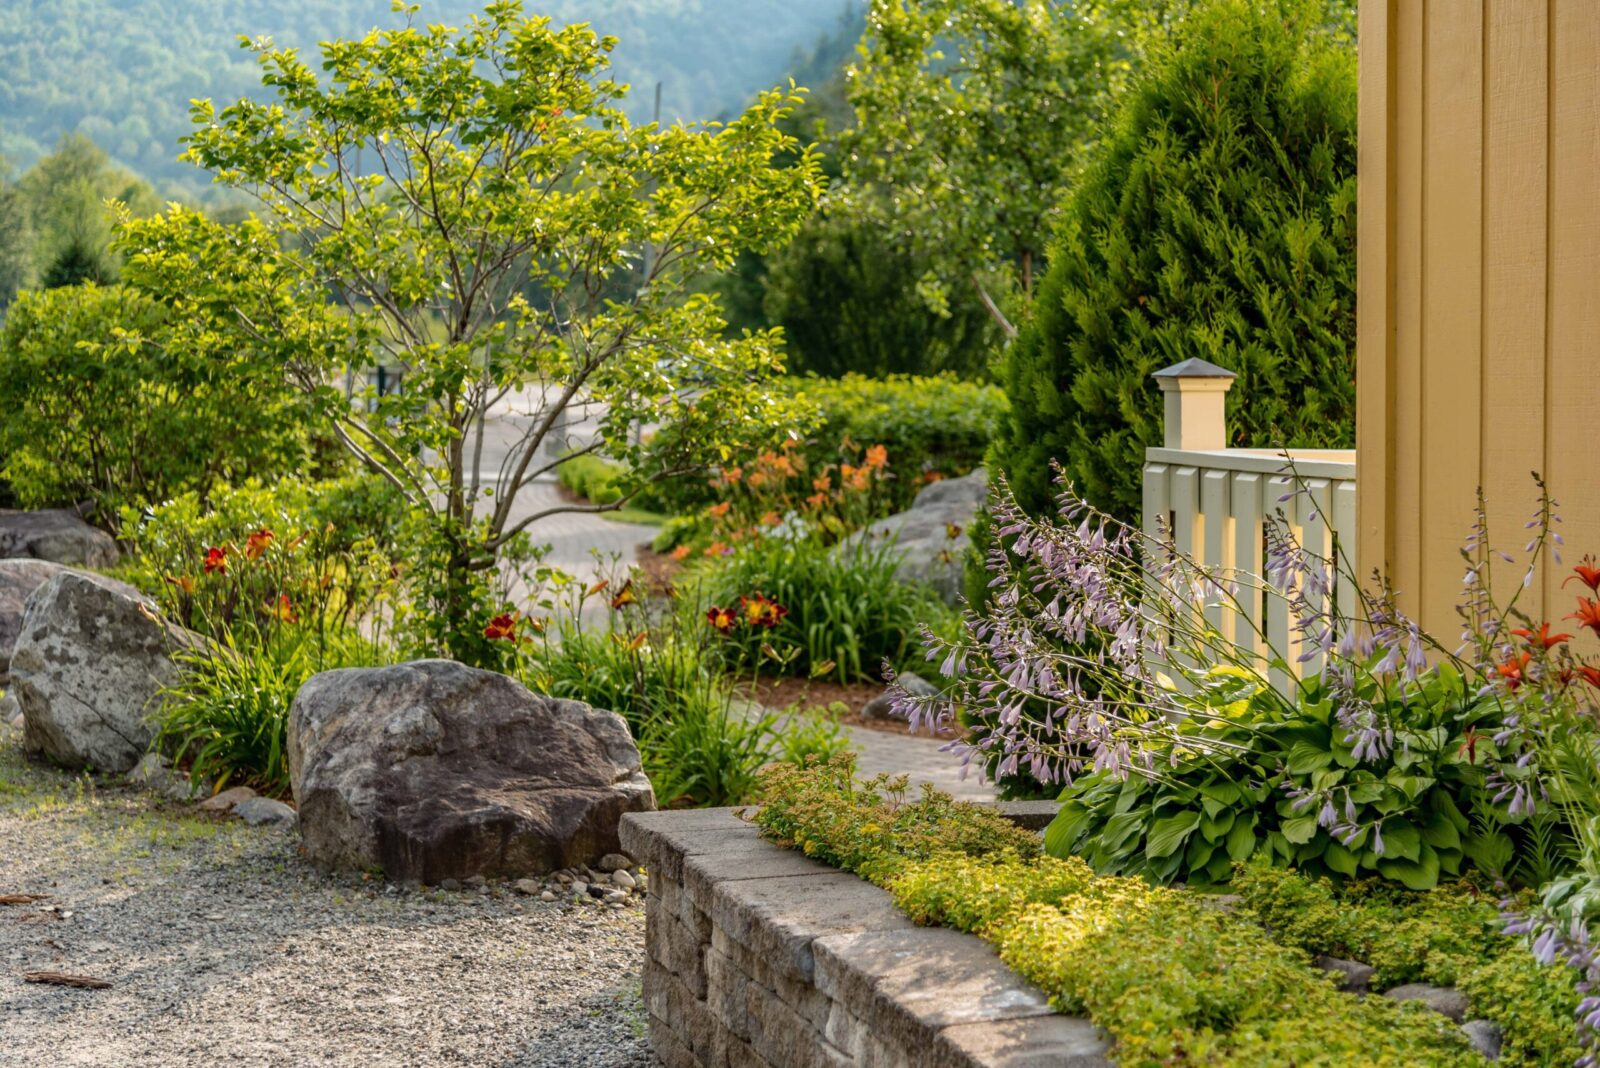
[619,806,1110,1068]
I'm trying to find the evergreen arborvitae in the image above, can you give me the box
[988,0,1357,525]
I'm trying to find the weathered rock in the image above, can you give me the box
[611,869,637,890]
[862,671,938,721]
[0,560,143,684]
[514,879,541,896]
[198,785,257,812]
[597,853,633,873]
[1384,983,1470,1022]
[1313,954,1375,993]
[0,510,119,569]
[287,659,656,883]
[233,796,296,827]
[126,753,203,802]
[841,468,986,604]
[11,571,190,773]
[1462,1019,1502,1060]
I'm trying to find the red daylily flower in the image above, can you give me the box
[1496,652,1532,691]
[706,606,737,633]
[1567,556,1600,593]
[244,529,275,561]
[1568,598,1600,638]
[203,546,228,574]
[739,594,789,629]
[484,612,521,641]
[1459,727,1480,764]
[1511,623,1573,650]
[1576,665,1600,691]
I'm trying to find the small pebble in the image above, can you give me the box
[513,879,540,896]
[438,878,462,892]
[610,870,636,890]
[597,854,633,873]
[539,890,555,902]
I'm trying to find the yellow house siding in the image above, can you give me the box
[1358,0,1600,634]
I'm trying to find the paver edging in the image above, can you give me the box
[621,806,1110,1068]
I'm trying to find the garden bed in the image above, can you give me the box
[620,805,1109,1068]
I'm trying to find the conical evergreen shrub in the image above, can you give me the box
[988,0,1357,524]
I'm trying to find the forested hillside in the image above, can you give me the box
[0,0,854,190]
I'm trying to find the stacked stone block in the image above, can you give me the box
[620,808,1110,1068]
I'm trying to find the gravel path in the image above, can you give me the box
[0,730,655,1068]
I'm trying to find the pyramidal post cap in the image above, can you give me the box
[1151,358,1237,381]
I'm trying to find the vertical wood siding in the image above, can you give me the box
[1358,0,1600,636]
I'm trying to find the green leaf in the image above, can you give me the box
[1377,844,1441,890]
[1044,802,1093,859]
[1420,809,1461,851]
[1323,839,1358,876]
[1146,810,1202,859]
[1286,740,1335,775]
[1199,808,1236,841]
[1281,811,1319,845]
[1225,817,1258,863]
[1380,819,1422,862]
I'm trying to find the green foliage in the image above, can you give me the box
[753,754,1042,881]
[780,374,1005,509]
[521,585,848,809]
[845,0,1149,334]
[700,533,954,683]
[1046,665,1518,890]
[159,629,382,797]
[753,759,1486,1066]
[1458,951,1586,1067]
[989,0,1358,523]
[0,0,855,189]
[135,477,400,796]
[557,453,629,507]
[117,3,824,664]
[0,178,31,309]
[0,284,326,521]
[762,198,1000,379]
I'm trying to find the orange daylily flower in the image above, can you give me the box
[1511,623,1573,650]
[203,546,228,574]
[1575,665,1600,691]
[864,444,888,469]
[610,580,638,610]
[1567,556,1600,594]
[1568,598,1600,638]
[1496,651,1532,691]
[704,542,731,558]
[709,502,732,519]
[760,511,781,527]
[268,594,297,623]
[812,475,832,492]
[587,579,609,596]
[669,545,692,562]
[805,492,829,510]
[244,529,275,560]
[164,574,196,595]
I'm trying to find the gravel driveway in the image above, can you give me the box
[0,730,655,1067]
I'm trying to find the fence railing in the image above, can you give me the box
[1142,360,1356,692]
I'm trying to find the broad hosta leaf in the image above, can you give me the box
[1146,810,1202,859]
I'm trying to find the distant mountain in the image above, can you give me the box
[0,0,856,193]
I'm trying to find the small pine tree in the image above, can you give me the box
[987,0,1357,524]
[41,230,112,289]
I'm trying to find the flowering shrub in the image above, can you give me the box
[891,469,1600,1061]
[125,477,402,795]
[701,531,955,682]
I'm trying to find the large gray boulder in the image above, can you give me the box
[288,660,656,883]
[0,509,120,569]
[844,467,987,604]
[10,570,185,772]
[0,560,144,685]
